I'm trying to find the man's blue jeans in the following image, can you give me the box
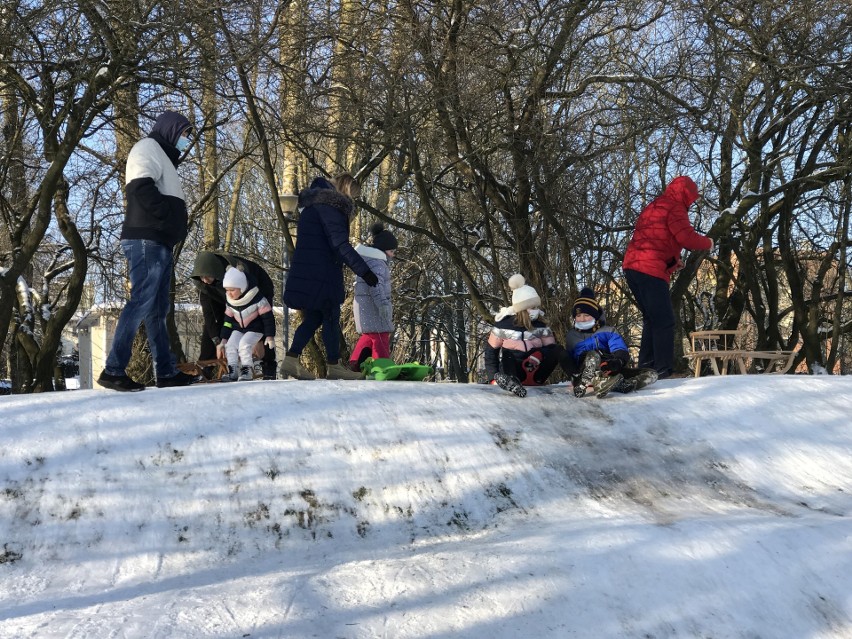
[104,239,178,379]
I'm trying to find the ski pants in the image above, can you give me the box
[350,332,391,367]
[225,330,263,368]
[624,268,675,377]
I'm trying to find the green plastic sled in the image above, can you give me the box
[361,357,432,381]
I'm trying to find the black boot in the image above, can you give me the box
[494,373,527,398]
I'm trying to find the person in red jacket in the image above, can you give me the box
[622,176,713,378]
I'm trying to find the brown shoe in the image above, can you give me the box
[326,362,364,380]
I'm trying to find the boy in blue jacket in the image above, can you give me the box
[560,287,657,398]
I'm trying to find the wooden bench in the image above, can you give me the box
[684,330,796,377]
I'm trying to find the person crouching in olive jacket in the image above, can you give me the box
[190,250,278,379]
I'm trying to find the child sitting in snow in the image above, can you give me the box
[559,287,657,398]
[484,274,561,398]
[349,222,397,372]
[217,266,276,382]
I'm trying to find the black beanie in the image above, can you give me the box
[370,221,398,251]
[573,287,602,320]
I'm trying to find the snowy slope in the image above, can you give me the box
[1,376,851,638]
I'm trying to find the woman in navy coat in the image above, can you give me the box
[280,174,378,380]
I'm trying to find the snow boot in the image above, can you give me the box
[221,365,238,382]
[279,354,316,380]
[494,372,527,398]
[326,362,364,380]
[238,365,253,381]
[593,373,623,399]
[611,376,638,394]
[573,351,602,397]
[632,368,659,390]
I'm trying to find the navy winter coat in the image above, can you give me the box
[283,178,373,311]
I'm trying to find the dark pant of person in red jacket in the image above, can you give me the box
[625,269,675,378]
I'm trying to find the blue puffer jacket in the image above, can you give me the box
[565,324,629,365]
[283,178,374,311]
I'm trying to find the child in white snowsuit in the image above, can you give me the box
[217,266,276,381]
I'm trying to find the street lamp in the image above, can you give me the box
[279,193,299,349]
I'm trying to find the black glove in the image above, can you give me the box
[600,356,624,374]
[363,270,379,287]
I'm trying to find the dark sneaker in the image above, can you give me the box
[593,373,623,399]
[494,373,527,398]
[611,376,638,394]
[97,371,145,392]
[632,369,659,390]
[156,371,202,388]
[221,365,237,382]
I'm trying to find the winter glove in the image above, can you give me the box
[363,270,379,287]
[264,336,275,349]
[379,305,392,326]
[600,356,624,375]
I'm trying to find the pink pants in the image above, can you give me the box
[350,332,391,366]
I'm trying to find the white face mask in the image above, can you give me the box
[175,136,191,153]
[575,319,596,331]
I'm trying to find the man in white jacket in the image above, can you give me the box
[98,110,199,391]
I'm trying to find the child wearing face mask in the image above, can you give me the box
[559,287,657,398]
[484,274,562,398]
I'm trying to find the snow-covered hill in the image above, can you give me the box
[1,376,851,638]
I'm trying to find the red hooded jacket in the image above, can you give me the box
[623,176,712,281]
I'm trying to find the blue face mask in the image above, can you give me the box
[175,136,191,153]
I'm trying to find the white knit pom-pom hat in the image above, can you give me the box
[508,274,541,312]
[223,266,248,292]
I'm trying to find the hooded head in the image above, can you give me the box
[150,110,193,147]
[190,251,226,283]
[508,274,541,313]
[664,176,700,208]
[222,266,247,293]
[369,221,398,252]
